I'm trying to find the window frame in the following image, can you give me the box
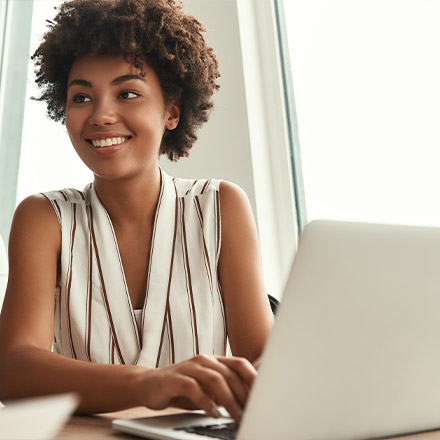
[0,0,34,246]
[237,0,301,297]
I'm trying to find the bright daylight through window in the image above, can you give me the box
[283,0,440,227]
[17,0,92,204]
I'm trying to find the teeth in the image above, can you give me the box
[91,137,128,148]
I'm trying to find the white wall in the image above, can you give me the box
[160,0,256,211]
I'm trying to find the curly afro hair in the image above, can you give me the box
[31,0,220,160]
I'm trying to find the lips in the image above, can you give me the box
[87,136,131,148]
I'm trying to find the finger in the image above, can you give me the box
[169,374,223,420]
[169,396,198,410]
[189,355,249,407]
[183,363,243,422]
[216,356,257,389]
[171,396,224,418]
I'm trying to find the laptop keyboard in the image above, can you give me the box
[175,422,238,439]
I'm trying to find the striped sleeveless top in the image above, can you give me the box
[42,168,227,367]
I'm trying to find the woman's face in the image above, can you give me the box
[65,54,179,181]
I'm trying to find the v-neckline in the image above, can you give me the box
[88,168,179,365]
[91,170,164,327]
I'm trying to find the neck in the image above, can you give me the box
[93,166,161,229]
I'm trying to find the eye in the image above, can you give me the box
[119,91,140,100]
[72,94,91,104]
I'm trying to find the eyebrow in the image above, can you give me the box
[111,74,145,85]
[68,74,145,89]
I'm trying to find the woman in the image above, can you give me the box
[0,0,273,422]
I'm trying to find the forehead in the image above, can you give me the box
[67,54,156,84]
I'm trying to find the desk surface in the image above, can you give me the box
[55,407,440,440]
[56,407,182,439]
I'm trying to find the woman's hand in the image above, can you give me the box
[134,354,257,422]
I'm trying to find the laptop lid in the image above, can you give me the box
[239,220,440,439]
[0,393,78,440]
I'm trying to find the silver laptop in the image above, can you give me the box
[113,220,440,439]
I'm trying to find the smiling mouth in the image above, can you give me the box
[87,137,131,148]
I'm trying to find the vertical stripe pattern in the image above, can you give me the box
[180,198,200,356]
[43,168,227,367]
[89,204,125,365]
[85,205,93,362]
[65,203,77,359]
[156,181,179,367]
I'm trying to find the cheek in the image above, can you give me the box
[65,110,80,139]
[65,115,86,154]
[131,114,163,138]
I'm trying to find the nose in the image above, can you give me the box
[88,98,118,126]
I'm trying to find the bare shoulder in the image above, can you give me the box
[8,193,61,282]
[13,193,58,224]
[217,180,259,266]
[218,180,250,207]
[10,194,60,246]
[218,181,254,230]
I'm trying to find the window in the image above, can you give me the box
[281,0,440,227]
[0,0,33,244]
[17,0,92,204]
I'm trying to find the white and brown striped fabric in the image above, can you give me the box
[42,168,227,367]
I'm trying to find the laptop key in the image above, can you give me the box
[175,422,238,440]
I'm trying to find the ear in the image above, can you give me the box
[165,103,180,131]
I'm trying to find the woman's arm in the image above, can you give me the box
[0,196,254,420]
[218,182,274,364]
[0,195,143,412]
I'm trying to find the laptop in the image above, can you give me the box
[0,393,78,440]
[113,220,440,439]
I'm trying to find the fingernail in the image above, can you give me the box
[209,401,222,418]
[211,406,222,418]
